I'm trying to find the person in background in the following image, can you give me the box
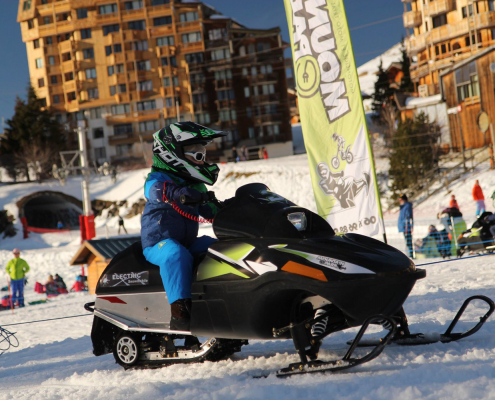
[263,147,269,160]
[398,194,414,258]
[118,214,128,235]
[258,147,263,160]
[70,275,87,292]
[54,273,67,290]
[472,180,486,217]
[5,248,29,307]
[232,146,238,163]
[449,194,460,211]
[45,275,59,296]
[241,145,248,161]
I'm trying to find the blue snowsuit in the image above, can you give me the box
[141,171,217,304]
[398,201,414,257]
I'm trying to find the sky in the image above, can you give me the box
[0,0,405,125]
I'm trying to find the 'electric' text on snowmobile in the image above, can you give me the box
[85,183,494,377]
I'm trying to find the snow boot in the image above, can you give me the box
[170,298,191,331]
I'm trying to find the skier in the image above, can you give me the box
[141,122,227,331]
[472,180,486,217]
[398,194,414,258]
[5,248,29,307]
[118,215,128,235]
[449,194,460,211]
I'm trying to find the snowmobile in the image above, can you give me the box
[85,183,494,377]
[457,211,495,257]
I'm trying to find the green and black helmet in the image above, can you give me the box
[152,121,228,185]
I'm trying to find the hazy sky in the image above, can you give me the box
[0,0,404,124]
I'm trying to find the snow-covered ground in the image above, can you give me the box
[0,155,495,399]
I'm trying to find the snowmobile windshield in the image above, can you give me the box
[213,183,334,240]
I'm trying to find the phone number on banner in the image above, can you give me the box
[333,216,377,234]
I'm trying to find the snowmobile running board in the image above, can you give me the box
[92,306,192,336]
[348,296,495,347]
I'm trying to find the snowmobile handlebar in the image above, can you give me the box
[179,192,224,209]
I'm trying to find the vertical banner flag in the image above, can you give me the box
[284,0,385,237]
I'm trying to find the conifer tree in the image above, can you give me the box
[399,41,414,92]
[0,85,66,182]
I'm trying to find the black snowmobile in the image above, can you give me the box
[85,183,494,377]
[457,211,495,257]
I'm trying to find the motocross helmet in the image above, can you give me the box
[152,121,228,185]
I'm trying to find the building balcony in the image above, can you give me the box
[215,99,236,108]
[247,73,278,84]
[406,33,427,54]
[253,94,279,104]
[37,0,71,17]
[158,65,177,78]
[176,20,202,33]
[63,80,77,92]
[121,8,145,22]
[253,115,282,125]
[96,12,120,24]
[50,85,65,95]
[22,27,40,41]
[426,0,455,17]
[205,38,229,50]
[73,15,97,30]
[163,107,178,118]
[108,73,127,86]
[147,4,172,17]
[103,31,123,45]
[58,40,74,53]
[44,45,60,56]
[65,100,80,112]
[155,45,177,57]
[105,109,162,124]
[72,0,97,7]
[62,60,75,73]
[75,59,96,70]
[114,93,131,103]
[77,79,97,91]
[181,41,204,53]
[160,86,179,98]
[126,50,147,62]
[403,11,422,28]
[109,132,135,146]
[47,64,61,75]
[149,25,173,37]
[123,30,148,42]
[107,52,125,65]
[214,79,232,90]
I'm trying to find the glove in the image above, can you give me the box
[201,191,216,204]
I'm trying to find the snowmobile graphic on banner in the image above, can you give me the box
[284,0,384,237]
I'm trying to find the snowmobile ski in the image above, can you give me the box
[348,296,495,347]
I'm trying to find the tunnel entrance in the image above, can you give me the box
[18,191,83,231]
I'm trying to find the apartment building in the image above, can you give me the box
[403,0,495,96]
[17,0,292,164]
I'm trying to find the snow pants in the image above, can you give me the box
[143,236,217,304]
[476,200,486,216]
[10,278,25,307]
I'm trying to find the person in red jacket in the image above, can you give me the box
[472,180,486,217]
[449,194,460,211]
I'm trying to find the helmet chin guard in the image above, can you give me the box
[151,122,228,185]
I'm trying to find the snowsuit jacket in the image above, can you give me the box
[398,202,413,233]
[141,171,217,250]
[6,258,30,280]
[473,184,485,200]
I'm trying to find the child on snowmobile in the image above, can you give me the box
[141,122,228,331]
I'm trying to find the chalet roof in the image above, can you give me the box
[70,236,140,266]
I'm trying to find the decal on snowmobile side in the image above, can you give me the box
[269,245,375,274]
[101,271,150,287]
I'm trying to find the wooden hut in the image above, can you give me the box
[70,236,140,294]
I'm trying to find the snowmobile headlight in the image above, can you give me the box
[288,212,307,231]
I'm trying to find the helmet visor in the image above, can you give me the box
[184,143,207,162]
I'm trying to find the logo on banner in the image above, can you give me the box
[290,0,350,122]
[101,271,150,287]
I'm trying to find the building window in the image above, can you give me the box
[251,66,257,76]
[111,104,130,114]
[114,44,122,53]
[53,95,60,104]
[242,67,248,76]
[182,32,201,43]
[114,124,133,135]
[108,65,115,76]
[157,36,174,46]
[99,3,118,14]
[125,1,143,10]
[105,45,113,56]
[77,8,88,19]
[80,28,92,39]
[139,120,159,132]
[455,61,480,101]
[248,127,254,138]
[27,19,34,29]
[248,44,255,54]
[85,68,97,79]
[244,87,250,98]
[45,36,53,45]
[38,78,45,88]
[116,144,133,156]
[118,84,127,93]
[23,0,32,11]
[490,0,495,11]
[110,85,117,95]
[219,109,236,122]
[260,64,273,74]
[62,52,71,62]
[137,60,151,71]
[462,5,474,18]
[103,24,119,36]
[211,48,230,60]
[180,11,199,22]
[184,52,204,64]
[190,72,205,84]
[195,113,210,124]
[88,88,99,99]
[35,58,43,69]
[266,125,279,136]
[208,28,226,41]
[218,90,234,101]
[137,100,156,111]
[93,128,104,139]
[214,70,232,80]
[90,107,102,119]
[192,93,207,104]
[67,92,76,101]
[128,20,146,30]
[163,77,171,87]
[261,84,275,95]
[116,64,124,73]
[83,48,94,59]
[138,80,153,91]
[154,16,172,26]
[133,40,148,51]
[432,14,447,28]
[43,16,51,25]
[65,72,74,81]
[264,104,277,114]
[95,147,107,161]
[33,39,40,49]
[165,97,173,108]
[151,0,170,5]
[50,75,58,84]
